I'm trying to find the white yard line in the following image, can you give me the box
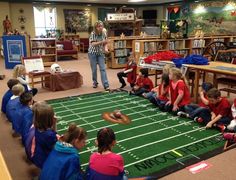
[80,121,194,155]
[56,99,148,117]
[57,108,160,133]
[54,95,128,111]
[60,103,97,129]
[124,133,221,167]
[117,127,206,155]
[81,133,221,167]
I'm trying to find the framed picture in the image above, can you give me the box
[64,9,91,33]
[2,35,27,69]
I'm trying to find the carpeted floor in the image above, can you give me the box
[0,53,236,180]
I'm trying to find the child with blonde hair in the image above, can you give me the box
[164,67,190,114]
[6,83,24,124]
[13,64,38,96]
[40,123,87,180]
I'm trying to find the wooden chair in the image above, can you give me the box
[214,49,236,96]
[21,56,51,88]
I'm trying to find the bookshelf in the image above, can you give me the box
[64,34,80,46]
[107,36,159,69]
[134,36,236,63]
[30,38,57,67]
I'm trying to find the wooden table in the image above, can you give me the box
[184,61,236,102]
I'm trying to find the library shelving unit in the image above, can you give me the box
[63,34,80,46]
[134,36,236,64]
[30,38,57,67]
[107,35,159,69]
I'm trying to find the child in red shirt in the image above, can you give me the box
[164,67,190,114]
[204,88,232,129]
[117,52,137,88]
[130,68,153,96]
[144,73,169,110]
[88,128,125,179]
[177,82,213,121]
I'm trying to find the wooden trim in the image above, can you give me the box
[0,151,12,180]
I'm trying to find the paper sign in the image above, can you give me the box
[24,58,44,73]
[186,161,212,174]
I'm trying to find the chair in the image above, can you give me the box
[215,49,236,96]
[21,56,51,88]
[80,38,89,53]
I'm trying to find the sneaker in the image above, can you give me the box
[93,83,98,88]
[177,111,188,118]
[215,124,226,132]
[120,83,126,89]
[194,117,203,123]
[105,87,110,91]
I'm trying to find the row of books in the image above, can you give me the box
[144,42,165,52]
[169,41,184,50]
[192,49,204,55]
[32,41,49,48]
[114,49,129,57]
[31,49,55,55]
[114,40,127,49]
[192,39,205,48]
[115,57,128,65]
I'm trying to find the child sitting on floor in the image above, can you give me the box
[1,79,19,114]
[40,123,87,180]
[164,67,190,115]
[177,82,213,121]
[20,92,34,145]
[204,88,232,129]
[6,84,24,125]
[129,68,153,96]
[30,102,58,168]
[117,52,137,89]
[13,64,38,96]
[87,127,126,179]
[144,73,170,110]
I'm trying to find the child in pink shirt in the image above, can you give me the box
[88,127,125,179]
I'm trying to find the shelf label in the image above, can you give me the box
[107,13,135,21]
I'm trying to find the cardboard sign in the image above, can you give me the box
[186,161,212,174]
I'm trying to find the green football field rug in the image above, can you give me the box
[47,90,225,179]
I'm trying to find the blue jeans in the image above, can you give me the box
[88,53,109,88]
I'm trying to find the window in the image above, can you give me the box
[33,7,57,36]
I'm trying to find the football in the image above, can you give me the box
[50,63,63,73]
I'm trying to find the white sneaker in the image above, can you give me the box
[177,111,188,118]
[227,120,236,131]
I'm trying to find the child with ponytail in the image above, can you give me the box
[87,127,126,180]
[40,123,87,180]
[164,67,190,114]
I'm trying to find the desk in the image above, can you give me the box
[184,62,236,102]
[49,71,83,91]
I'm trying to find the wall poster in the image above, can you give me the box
[64,9,91,33]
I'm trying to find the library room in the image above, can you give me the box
[0,0,236,179]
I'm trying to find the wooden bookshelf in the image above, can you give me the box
[107,35,159,69]
[30,38,57,66]
[64,34,80,46]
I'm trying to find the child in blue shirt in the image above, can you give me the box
[6,84,24,126]
[1,79,19,114]
[40,123,87,180]
[30,102,58,168]
[20,92,34,145]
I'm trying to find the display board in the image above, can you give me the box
[2,35,27,69]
